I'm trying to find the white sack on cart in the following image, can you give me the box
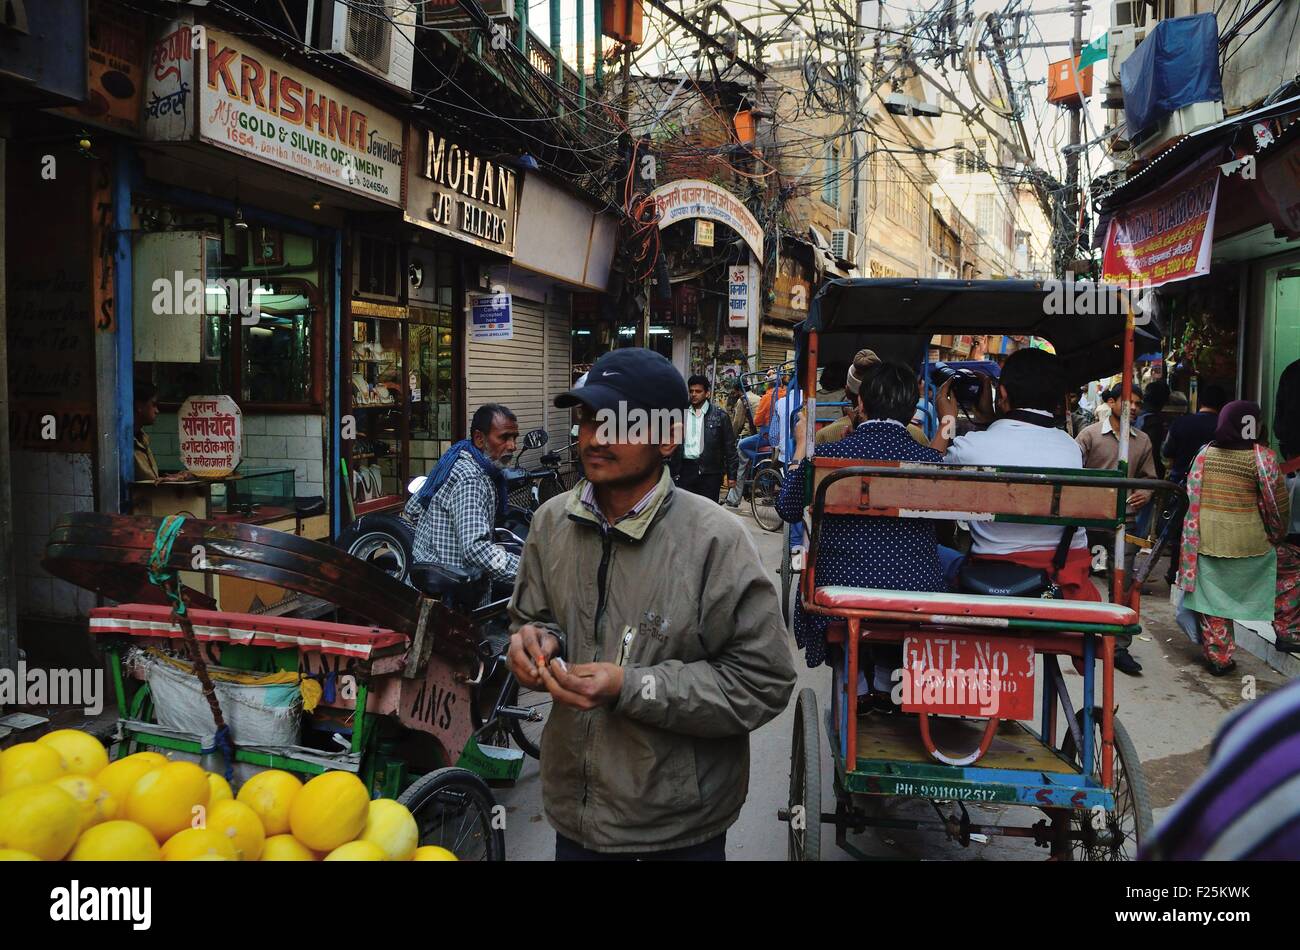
[129,649,302,749]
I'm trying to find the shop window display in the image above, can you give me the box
[351,314,406,500]
[349,247,459,505]
[141,206,324,410]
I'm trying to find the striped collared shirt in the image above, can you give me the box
[580,479,660,532]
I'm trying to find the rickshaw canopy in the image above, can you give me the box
[796,278,1157,389]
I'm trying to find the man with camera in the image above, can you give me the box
[930,351,1107,591]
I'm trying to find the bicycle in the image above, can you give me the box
[409,529,551,762]
[750,455,786,532]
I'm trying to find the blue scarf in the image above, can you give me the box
[414,439,508,519]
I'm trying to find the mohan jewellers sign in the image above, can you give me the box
[403,127,519,256]
[143,21,403,205]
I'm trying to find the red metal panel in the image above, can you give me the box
[89,604,407,660]
[811,586,1138,627]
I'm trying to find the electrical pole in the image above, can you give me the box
[1061,0,1084,277]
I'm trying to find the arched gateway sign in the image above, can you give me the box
[650,179,764,262]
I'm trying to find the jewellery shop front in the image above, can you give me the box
[380,123,617,496]
[127,15,406,605]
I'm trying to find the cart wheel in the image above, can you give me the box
[780,522,794,624]
[397,767,505,861]
[788,688,822,861]
[750,467,783,532]
[1060,708,1153,861]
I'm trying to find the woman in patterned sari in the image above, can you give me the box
[1177,400,1300,674]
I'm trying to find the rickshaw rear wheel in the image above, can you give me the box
[787,688,822,861]
[1059,708,1153,861]
[398,767,506,861]
[750,467,783,532]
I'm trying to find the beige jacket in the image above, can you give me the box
[509,467,795,852]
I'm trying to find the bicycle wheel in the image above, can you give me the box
[1060,708,1153,861]
[505,679,552,760]
[397,767,505,861]
[787,688,822,861]
[750,467,783,532]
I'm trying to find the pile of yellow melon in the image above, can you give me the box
[0,731,456,862]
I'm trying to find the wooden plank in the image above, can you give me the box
[855,715,1079,774]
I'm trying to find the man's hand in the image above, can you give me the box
[934,378,958,423]
[1129,489,1153,510]
[538,660,625,710]
[508,624,561,689]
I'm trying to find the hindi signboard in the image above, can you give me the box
[1102,159,1220,287]
[178,395,242,478]
[649,179,764,263]
[470,294,513,341]
[197,27,403,206]
[143,18,196,141]
[728,265,752,328]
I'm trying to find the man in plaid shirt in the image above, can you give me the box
[403,404,521,583]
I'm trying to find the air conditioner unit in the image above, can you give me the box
[1132,100,1226,158]
[830,229,857,264]
[325,1,416,91]
[418,0,516,26]
[1104,25,1145,109]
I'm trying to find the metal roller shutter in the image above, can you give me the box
[545,290,573,453]
[465,293,572,452]
[761,335,792,370]
[466,296,546,436]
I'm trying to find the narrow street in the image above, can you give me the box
[497,507,1291,861]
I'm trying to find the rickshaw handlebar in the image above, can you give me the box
[806,465,1183,532]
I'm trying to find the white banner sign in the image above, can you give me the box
[650,179,764,262]
[198,27,403,206]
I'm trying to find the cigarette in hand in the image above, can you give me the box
[552,657,568,673]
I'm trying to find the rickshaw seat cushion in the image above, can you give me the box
[811,586,1138,627]
[409,562,485,601]
[957,561,1051,597]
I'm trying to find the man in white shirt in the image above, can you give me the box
[930,349,1126,653]
[769,374,802,465]
[671,374,737,500]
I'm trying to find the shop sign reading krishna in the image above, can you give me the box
[197,27,403,206]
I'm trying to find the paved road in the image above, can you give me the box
[495,508,1289,860]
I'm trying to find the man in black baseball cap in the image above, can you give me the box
[508,347,795,860]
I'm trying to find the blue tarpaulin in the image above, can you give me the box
[1121,13,1223,137]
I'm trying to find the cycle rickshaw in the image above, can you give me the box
[777,278,1173,861]
[43,512,530,860]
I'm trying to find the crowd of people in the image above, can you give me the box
[394,344,1299,861]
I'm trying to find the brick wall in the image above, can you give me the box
[10,451,96,619]
[152,412,328,501]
